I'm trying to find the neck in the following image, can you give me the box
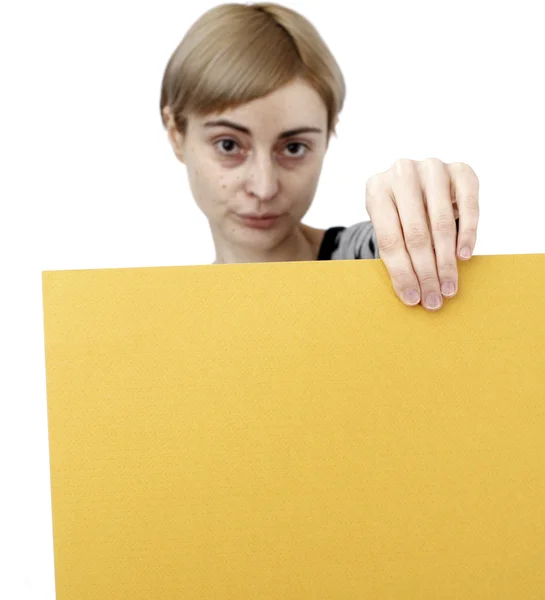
[212,223,323,265]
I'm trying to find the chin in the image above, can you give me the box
[236,230,286,251]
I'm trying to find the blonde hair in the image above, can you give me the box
[160,2,345,138]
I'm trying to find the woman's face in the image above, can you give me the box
[166,78,330,253]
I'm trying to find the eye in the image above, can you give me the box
[283,142,309,158]
[215,138,240,155]
[214,138,309,159]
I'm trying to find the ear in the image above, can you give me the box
[162,106,185,164]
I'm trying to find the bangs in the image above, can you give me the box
[161,3,344,134]
[188,38,304,116]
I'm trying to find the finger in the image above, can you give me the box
[447,162,480,260]
[418,159,458,298]
[366,177,421,306]
[390,160,443,311]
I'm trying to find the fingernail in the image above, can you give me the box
[425,294,442,309]
[441,282,456,296]
[403,289,420,305]
[460,246,472,259]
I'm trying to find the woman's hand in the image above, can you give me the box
[366,158,479,311]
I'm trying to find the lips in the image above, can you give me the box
[239,213,280,219]
[236,213,281,230]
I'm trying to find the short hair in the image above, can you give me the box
[159,2,345,138]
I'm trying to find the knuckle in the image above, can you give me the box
[392,158,415,177]
[451,162,480,186]
[468,167,480,186]
[376,232,402,253]
[465,163,479,181]
[404,225,430,249]
[422,157,444,170]
[449,161,465,172]
[365,175,383,201]
[418,271,440,286]
[439,260,458,273]
[365,174,380,192]
[390,268,416,288]
[462,225,479,238]
[462,195,480,213]
[365,173,390,212]
[431,213,456,234]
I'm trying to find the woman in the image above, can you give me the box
[160,2,479,312]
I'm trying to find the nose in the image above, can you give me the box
[245,152,279,202]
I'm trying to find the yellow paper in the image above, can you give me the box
[42,255,545,599]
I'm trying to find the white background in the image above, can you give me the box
[1,0,544,597]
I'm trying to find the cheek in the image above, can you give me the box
[186,158,232,208]
[215,174,239,206]
[287,163,323,202]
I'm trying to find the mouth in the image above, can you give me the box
[236,213,281,230]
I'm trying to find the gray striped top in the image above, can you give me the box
[317,218,459,260]
[317,221,380,260]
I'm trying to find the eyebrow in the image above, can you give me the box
[202,119,323,139]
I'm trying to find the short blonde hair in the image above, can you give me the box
[160,2,345,137]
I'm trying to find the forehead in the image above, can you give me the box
[195,79,327,132]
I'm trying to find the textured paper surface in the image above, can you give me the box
[43,255,545,599]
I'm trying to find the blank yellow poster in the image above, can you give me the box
[42,255,545,599]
